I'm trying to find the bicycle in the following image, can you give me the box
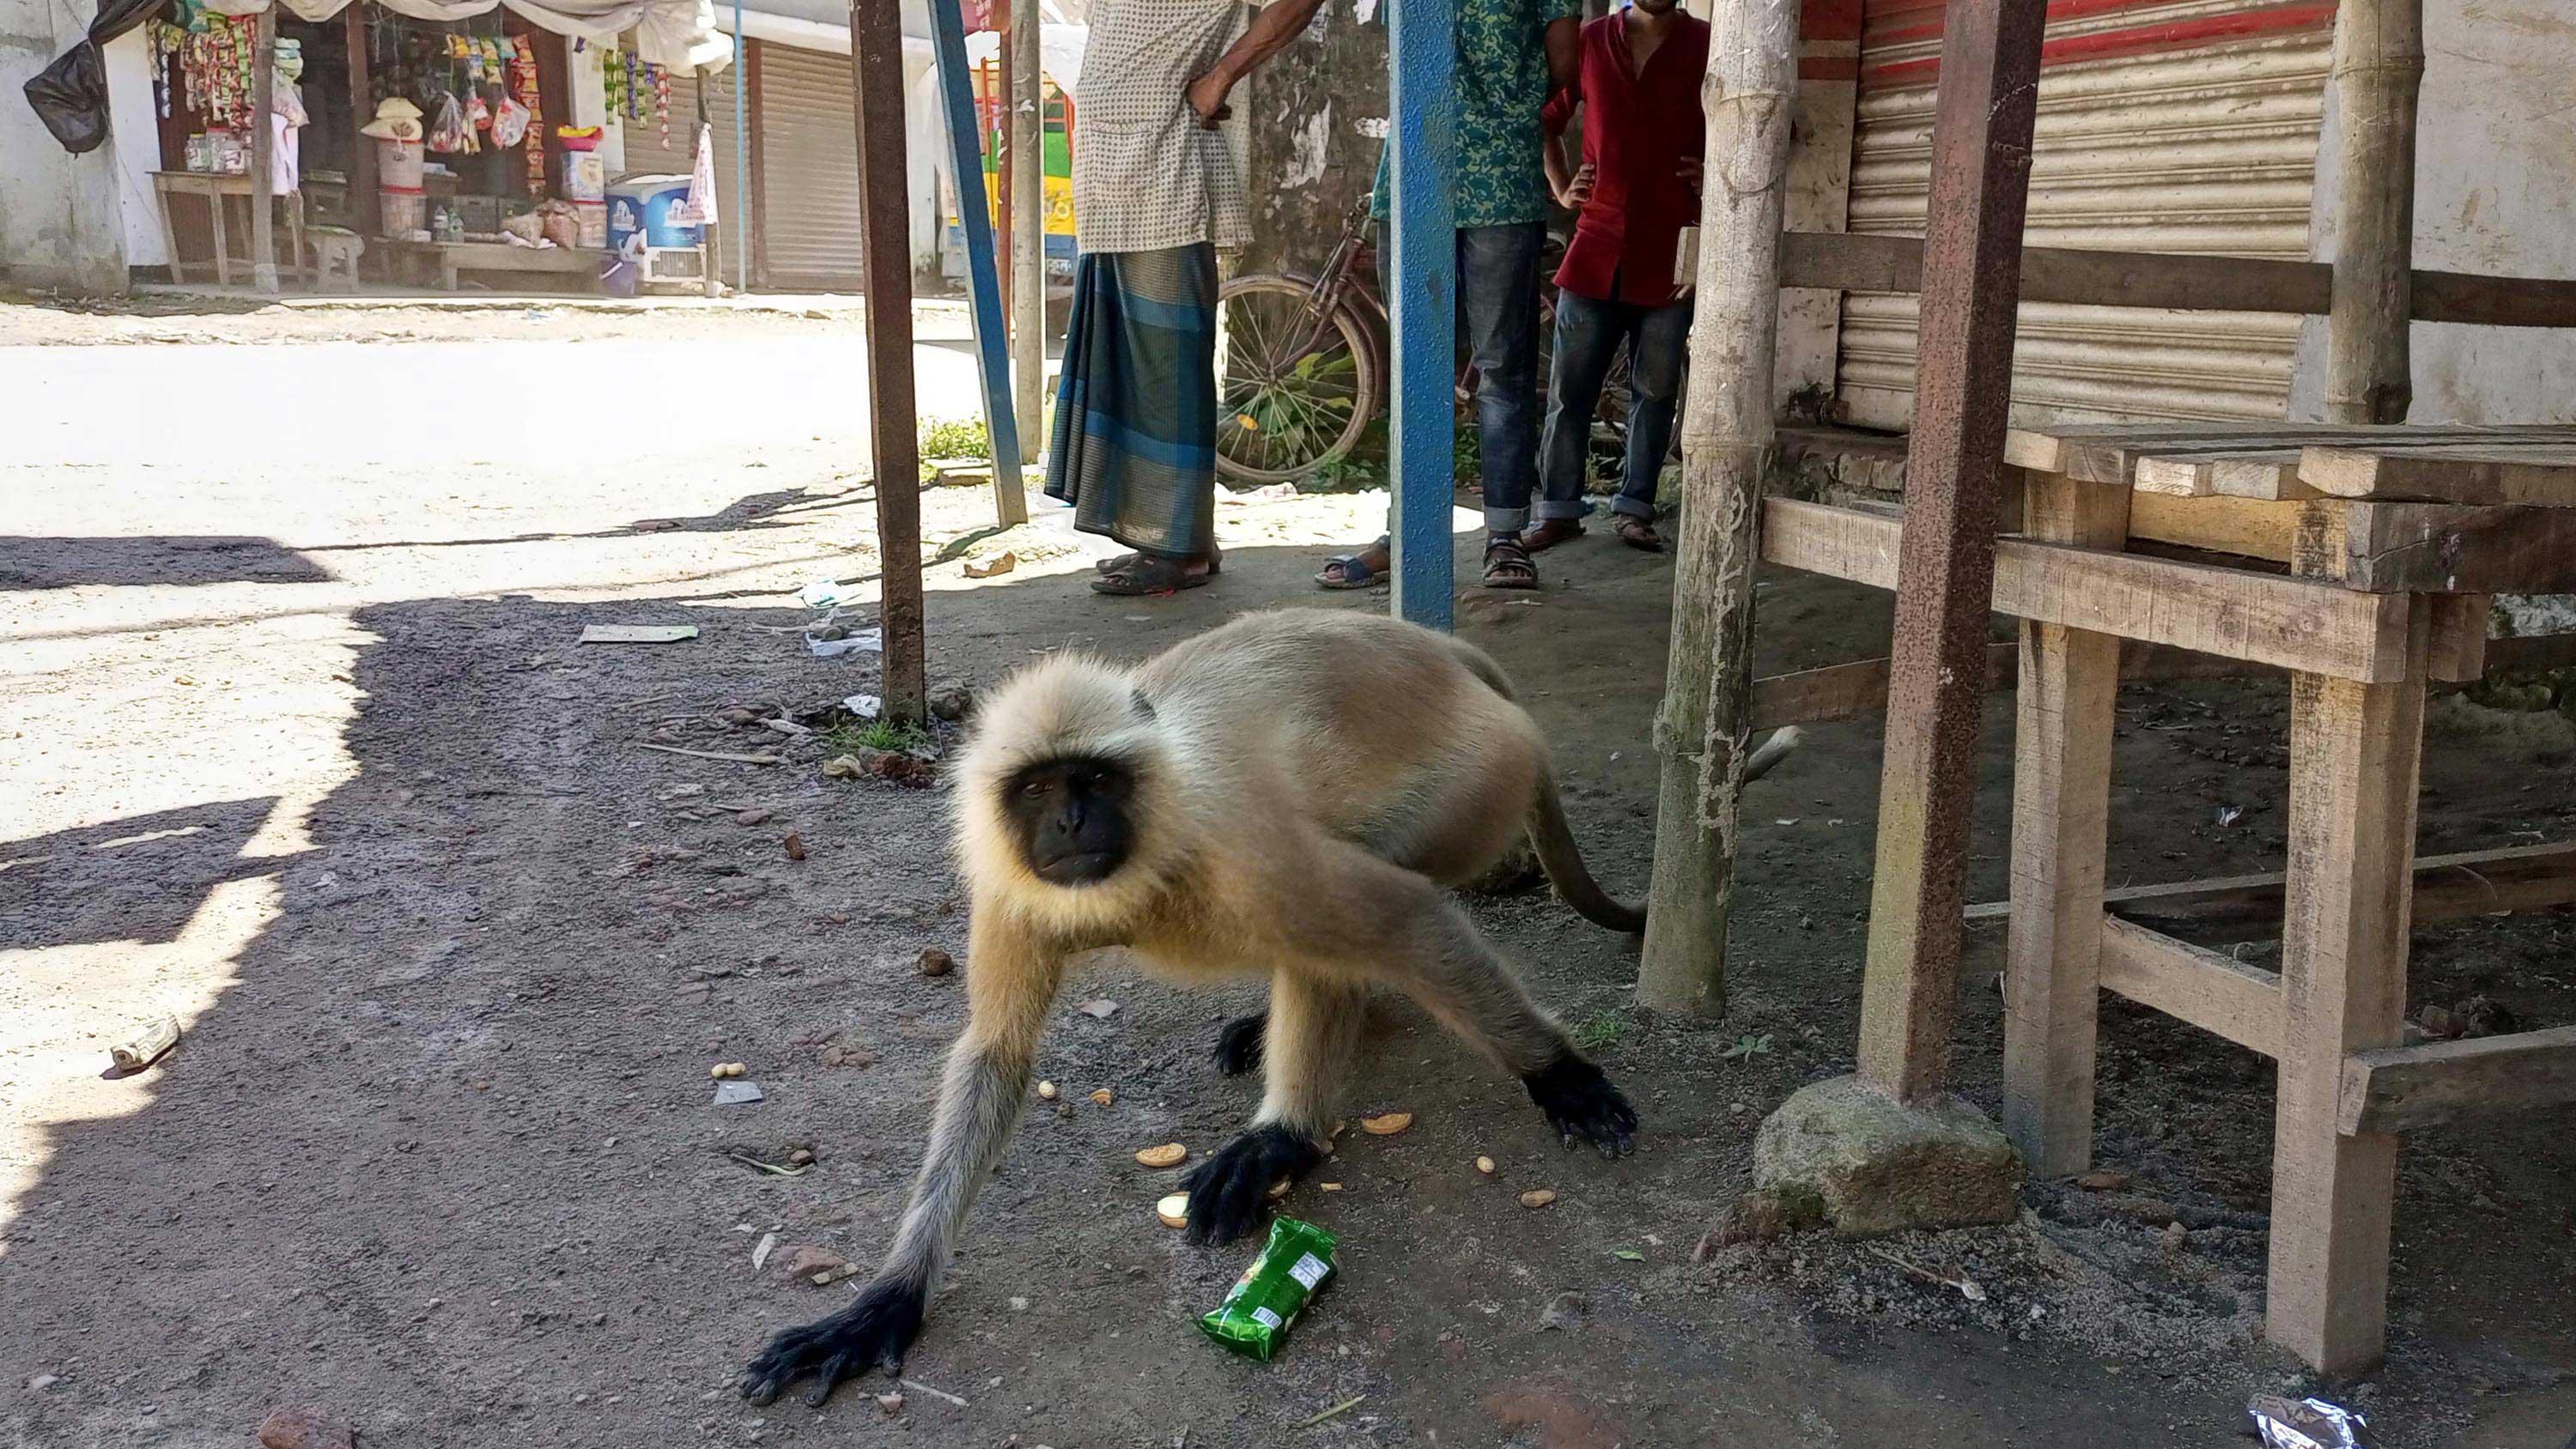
[1214,197,1643,484]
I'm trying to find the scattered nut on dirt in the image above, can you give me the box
[875,1391,905,1416]
[787,1149,815,1167]
[1476,1155,1497,1175]
[918,948,955,977]
[1089,1088,1114,1106]
[735,807,772,825]
[1321,1182,1344,1191]
[1135,1142,1188,1169]
[781,832,807,860]
[1267,1178,1291,1200]
[1519,1189,1558,1210]
[1156,1192,1190,1228]
[1036,1081,1059,1100]
[257,1407,354,1449]
[710,1062,747,1079]
[1359,1112,1413,1136]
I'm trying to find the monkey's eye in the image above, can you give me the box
[1019,779,1050,798]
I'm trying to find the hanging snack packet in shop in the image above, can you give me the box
[1198,1217,1336,1361]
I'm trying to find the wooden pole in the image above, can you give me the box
[1634,0,1797,1018]
[2322,0,2422,424]
[1008,0,1045,452]
[249,4,279,294]
[344,9,377,242]
[851,0,927,722]
[991,45,1012,334]
[1851,0,2047,1105]
[1387,0,1457,629]
[928,0,1030,524]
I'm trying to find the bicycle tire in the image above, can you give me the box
[1213,272,1382,485]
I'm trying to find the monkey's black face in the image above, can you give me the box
[1005,755,1137,886]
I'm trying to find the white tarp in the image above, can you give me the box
[199,0,730,70]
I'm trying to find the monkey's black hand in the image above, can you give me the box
[1182,1123,1323,1245]
[1523,1057,1639,1158]
[739,1277,925,1408]
[1212,1012,1268,1076]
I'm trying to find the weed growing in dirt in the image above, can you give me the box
[920,416,990,460]
[827,718,933,755]
[1571,1009,1628,1052]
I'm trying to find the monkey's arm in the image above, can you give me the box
[742,906,1066,1408]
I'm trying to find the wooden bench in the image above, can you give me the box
[1758,422,2576,1377]
[389,239,605,294]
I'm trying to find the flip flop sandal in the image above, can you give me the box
[1315,550,1389,590]
[1522,518,1584,554]
[1091,555,1212,597]
[1482,537,1539,590]
[1099,546,1221,576]
[1613,516,1666,553]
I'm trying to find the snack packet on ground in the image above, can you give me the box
[1199,1217,1337,1361]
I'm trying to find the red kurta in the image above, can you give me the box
[1540,10,1710,306]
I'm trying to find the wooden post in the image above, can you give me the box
[851,0,927,722]
[1008,0,1045,452]
[1387,0,1457,629]
[2322,0,2422,425]
[249,4,279,294]
[1852,0,2047,1104]
[2263,512,2427,1375]
[344,9,377,242]
[1634,0,1797,1018]
[992,44,1012,329]
[1999,471,2129,1173]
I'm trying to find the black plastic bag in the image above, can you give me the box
[23,0,171,155]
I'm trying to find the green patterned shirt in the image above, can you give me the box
[1370,0,1575,229]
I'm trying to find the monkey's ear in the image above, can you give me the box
[1130,689,1157,723]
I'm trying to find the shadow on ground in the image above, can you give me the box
[3,528,2572,1447]
[0,537,331,590]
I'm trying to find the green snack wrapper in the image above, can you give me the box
[1198,1216,1337,1361]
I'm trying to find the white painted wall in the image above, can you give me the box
[102,26,164,267]
[2,0,131,291]
[2290,0,2576,422]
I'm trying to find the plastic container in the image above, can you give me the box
[377,138,425,189]
[569,199,607,249]
[558,150,605,202]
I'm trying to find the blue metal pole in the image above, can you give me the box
[1387,0,1456,629]
[732,0,749,291]
[927,0,1029,510]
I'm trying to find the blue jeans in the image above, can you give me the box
[1537,288,1692,522]
[1376,221,1545,535]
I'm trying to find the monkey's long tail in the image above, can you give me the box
[1528,726,1807,936]
[1529,769,1649,934]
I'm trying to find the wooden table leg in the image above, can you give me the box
[155,186,185,283]
[2264,601,2428,1376]
[210,192,232,287]
[2002,471,2131,1176]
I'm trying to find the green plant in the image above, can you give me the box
[1720,1033,1774,1062]
[1227,348,1362,468]
[1571,1009,1627,1052]
[826,718,933,755]
[920,415,991,460]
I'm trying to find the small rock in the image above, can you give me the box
[874,1391,905,1416]
[775,1246,848,1284]
[1703,1183,1827,1249]
[721,707,761,728]
[2456,995,2515,1039]
[1076,998,1119,1019]
[929,685,976,722]
[2074,1170,2131,1192]
[2418,1003,2458,1040]
[787,1149,815,1167]
[1009,1296,1030,1312]
[1037,1081,1059,1100]
[257,1408,355,1449]
[1536,1291,1588,1331]
[821,1044,876,1069]
[27,1374,58,1391]
[735,808,772,825]
[918,948,955,978]
[781,832,808,861]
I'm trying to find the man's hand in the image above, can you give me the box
[1184,70,1233,129]
[1557,161,1596,210]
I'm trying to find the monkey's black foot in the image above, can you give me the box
[1212,1012,1267,1076]
[739,1277,925,1409]
[1182,1123,1322,1246]
[1523,1057,1639,1159]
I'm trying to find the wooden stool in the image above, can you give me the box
[1759,421,2576,1376]
[309,227,364,292]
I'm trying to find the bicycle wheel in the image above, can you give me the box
[1214,273,1382,484]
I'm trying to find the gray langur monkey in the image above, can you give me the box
[740,607,1799,1407]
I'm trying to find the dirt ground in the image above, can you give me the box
[3,299,2573,1448]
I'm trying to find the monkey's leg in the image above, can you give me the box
[741,911,1065,1408]
[1288,843,1638,1158]
[1211,1010,1267,1076]
[1184,971,1364,1243]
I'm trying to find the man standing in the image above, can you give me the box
[1524,0,1708,555]
[1048,0,1327,596]
[1315,0,1580,591]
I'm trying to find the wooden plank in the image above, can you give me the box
[1778,230,2576,330]
[2127,492,2300,561]
[2002,474,2129,1174]
[2424,593,2489,683]
[1967,840,2576,931]
[2303,442,2576,507]
[2099,915,2284,1058]
[2336,1026,2576,1135]
[1763,498,2414,681]
[2338,500,2576,593]
[2263,517,2427,1377]
[1753,638,2259,731]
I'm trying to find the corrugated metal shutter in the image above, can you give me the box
[756,44,866,290]
[1834,0,2336,431]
